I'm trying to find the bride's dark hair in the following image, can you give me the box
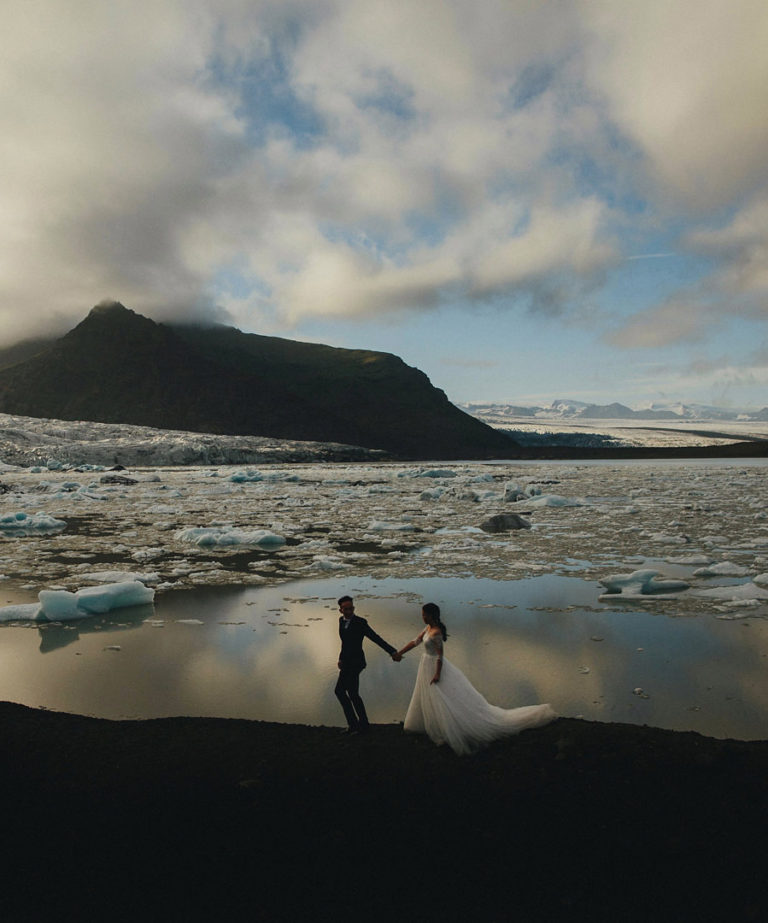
[422,602,447,641]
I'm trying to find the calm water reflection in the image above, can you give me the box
[0,574,766,740]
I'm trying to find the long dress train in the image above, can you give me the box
[403,629,556,755]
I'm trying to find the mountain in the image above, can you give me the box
[0,335,57,371]
[462,400,767,423]
[578,402,680,420]
[0,302,514,459]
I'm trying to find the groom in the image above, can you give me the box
[335,595,401,734]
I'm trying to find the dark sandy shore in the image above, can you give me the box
[2,701,766,922]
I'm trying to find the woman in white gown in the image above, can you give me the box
[396,603,556,756]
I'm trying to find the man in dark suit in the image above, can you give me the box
[335,595,401,734]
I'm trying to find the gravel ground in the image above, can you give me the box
[1,701,766,922]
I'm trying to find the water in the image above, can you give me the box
[1,573,766,739]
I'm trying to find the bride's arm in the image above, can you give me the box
[396,629,425,658]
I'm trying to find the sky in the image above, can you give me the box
[2,0,768,410]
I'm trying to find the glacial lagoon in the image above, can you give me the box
[1,458,768,739]
[0,572,767,740]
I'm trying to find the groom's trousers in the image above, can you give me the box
[335,666,369,730]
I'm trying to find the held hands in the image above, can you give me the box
[391,652,402,662]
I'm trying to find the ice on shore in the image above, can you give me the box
[176,526,286,547]
[0,580,155,622]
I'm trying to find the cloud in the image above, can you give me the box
[0,0,244,340]
[0,0,617,343]
[604,297,715,349]
[674,360,768,403]
[581,0,768,209]
[0,0,766,368]
[685,195,768,299]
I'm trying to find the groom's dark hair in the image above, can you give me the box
[338,595,353,607]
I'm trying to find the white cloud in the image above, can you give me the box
[605,298,714,349]
[0,0,243,339]
[581,0,768,208]
[0,0,766,385]
[686,196,768,298]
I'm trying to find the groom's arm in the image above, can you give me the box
[363,622,397,657]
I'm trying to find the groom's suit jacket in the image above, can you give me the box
[338,614,396,670]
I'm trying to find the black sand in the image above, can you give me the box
[2,703,767,921]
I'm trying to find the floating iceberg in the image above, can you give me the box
[228,470,263,483]
[599,569,690,600]
[519,494,585,508]
[368,520,416,532]
[175,526,286,547]
[0,580,155,623]
[397,468,457,479]
[0,511,66,535]
[0,603,41,621]
[311,555,351,571]
[503,483,528,501]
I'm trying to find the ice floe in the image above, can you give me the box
[75,570,161,586]
[693,582,768,603]
[1,445,768,617]
[693,562,752,577]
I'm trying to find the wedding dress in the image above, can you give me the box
[403,629,556,755]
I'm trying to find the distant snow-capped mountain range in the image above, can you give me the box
[461,399,768,422]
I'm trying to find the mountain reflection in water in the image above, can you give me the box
[0,575,766,740]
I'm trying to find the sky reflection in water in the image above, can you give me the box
[0,574,766,740]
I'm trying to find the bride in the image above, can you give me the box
[396,603,556,755]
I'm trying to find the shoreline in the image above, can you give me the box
[3,701,767,921]
[493,439,768,460]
